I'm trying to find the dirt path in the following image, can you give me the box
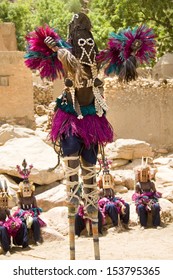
[1,223,173,260]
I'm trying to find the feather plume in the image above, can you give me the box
[24,25,71,80]
[96,25,157,81]
[123,25,157,63]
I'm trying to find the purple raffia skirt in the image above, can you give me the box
[50,109,114,148]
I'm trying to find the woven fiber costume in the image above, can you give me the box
[132,158,161,228]
[24,12,156,260]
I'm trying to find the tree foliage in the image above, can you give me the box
[0,0,74,49]
[0,0,172,58]
[89,0,173,57]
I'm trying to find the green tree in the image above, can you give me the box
[0,0,172,57]
[0,0,73,49]
[89,0,173,57]
[29,0,71,38]
[0,0,34,50]
[0,0,10,22]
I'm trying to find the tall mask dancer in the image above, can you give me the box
[24,12,156,260]
[24,12,114,260]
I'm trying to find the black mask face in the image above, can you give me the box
[68,13,98,65]
[69,12,92,34]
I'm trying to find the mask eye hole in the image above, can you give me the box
[78,38,86,46]
[87,38,94,46]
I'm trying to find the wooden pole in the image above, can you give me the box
[68,206,76,260]
[92,218,100,260]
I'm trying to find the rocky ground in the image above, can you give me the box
[1,121,173,261]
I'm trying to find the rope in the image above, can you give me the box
[48,140,63,171]
[63,156,81,203]
[81,164,98,217]
[63,156,80,177]
[81,164,96,180]
[82,185,98,212]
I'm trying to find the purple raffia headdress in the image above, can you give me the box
[96,25,157,82]
[16,159,33,181]
[24,25,72,81]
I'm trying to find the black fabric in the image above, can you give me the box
[61,133,98,164]
[75,210,103,237]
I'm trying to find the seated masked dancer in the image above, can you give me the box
[132,158,161,229]
[13,159,46,246]
[75,198,103,237]
[0,180,27,254]
[97,158,130,231]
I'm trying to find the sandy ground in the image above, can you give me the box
[1,222,173,260]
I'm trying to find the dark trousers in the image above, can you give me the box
[13,222,28,248]
[0,225,11,252]
[75,210,103,236]
[13,217,41,246]
[105,202,130,226]
[61,133,98,164]
[137,203,160,227]
[31,217,41,242]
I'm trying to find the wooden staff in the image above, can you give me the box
[64,155,80,260]
[66,179,77,260]
[91,214,100,260]
[68,206,76,260]
[82,163,101,260]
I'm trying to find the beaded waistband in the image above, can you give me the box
[56,97,97,116]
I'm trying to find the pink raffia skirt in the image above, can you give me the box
[50,109,114,148]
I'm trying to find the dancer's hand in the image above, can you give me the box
[44,36,58,51]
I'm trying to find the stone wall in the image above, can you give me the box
[33,72,64,110]
[0,51,35,129]
[33,76,173,151]
[33,83,53,109]
[105,78,173,151]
